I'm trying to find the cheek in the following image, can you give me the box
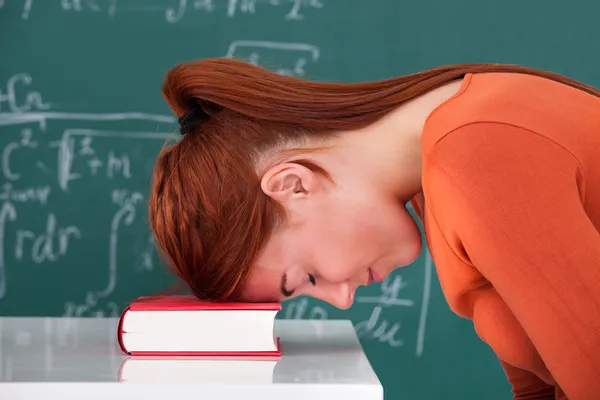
[302,198,423,282]
[328,201,422,270]
[315,243,361,282]
[300,210,375,282]
[376,203,421,240]
[297,217,367,283]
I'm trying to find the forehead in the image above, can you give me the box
[240,227,294,302]
[242,263,286,302]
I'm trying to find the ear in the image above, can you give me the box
[260,162,317,204]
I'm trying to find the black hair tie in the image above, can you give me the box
[178,107,210,135]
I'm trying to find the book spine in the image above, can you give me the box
[117,306,131,355]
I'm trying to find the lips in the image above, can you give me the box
[367,268,373,285]
[370,268,385,283]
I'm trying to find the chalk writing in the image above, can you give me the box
[61,0,118,17]
[6,0,117,20]
[354,275,409,348]
[133,235,156,272]
[416,252,433,357]
[113,190,156,273]
[13,212,81,264]
[21,0,32,19]
[0,202,16,300]
[0,98,174,301]
[356,253,433,356]
[165,0,324,23]
[5,0,322,21]
[0,0,33,20]
[111,189,144,208]
[355,306,403,347]
[0,183,51,205]
[226,40,320,77]
[355,274,413,307]
[0,73,51,114]
[2,128,41,181]
[63,200,136,314]
[48,129,168,191]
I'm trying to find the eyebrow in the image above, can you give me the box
[280,273,295,297]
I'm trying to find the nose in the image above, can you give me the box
[315,280,354,310]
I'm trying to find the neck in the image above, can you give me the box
[315,77,464,203]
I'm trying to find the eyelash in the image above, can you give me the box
[308,273,316,286]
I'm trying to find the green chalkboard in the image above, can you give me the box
[2,1,600,398]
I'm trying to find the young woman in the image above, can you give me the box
[149,59,600,399]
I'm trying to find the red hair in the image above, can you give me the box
[148,58,600,301]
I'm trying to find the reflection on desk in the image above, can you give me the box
[0,317,383,400]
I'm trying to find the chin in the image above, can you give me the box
[394,237,424,268]
[407,238,424,264]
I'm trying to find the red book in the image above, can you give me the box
[117,295,282,357]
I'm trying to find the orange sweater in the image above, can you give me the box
[410,72,600,399]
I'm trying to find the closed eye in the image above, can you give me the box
[280,273,317,298]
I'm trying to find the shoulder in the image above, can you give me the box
[424,121,581,180]
[422,122,584,234]
[422,71,597,155]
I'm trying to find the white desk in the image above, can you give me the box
[0,317,383,400]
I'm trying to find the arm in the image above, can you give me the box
[426,122,600,399]
[500,361,555,399]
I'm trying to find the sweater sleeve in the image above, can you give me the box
[425,122,600,400]
[500,361,555,399]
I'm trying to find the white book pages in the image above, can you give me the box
[121,309,278,352]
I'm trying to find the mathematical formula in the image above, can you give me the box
[1,0,324,21]
[0,71,173,316]
[226,40,320,77]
